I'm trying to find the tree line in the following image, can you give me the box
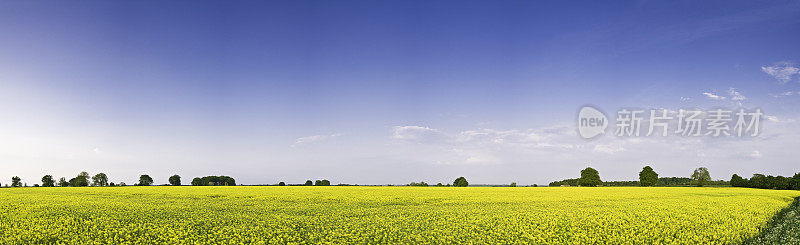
[3,172,237,187]
[730,173,800,190]
[548,166,730,187]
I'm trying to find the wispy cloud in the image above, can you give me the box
[762,62,800,83]
[702,92,726,100]
[680,97,692,101]
[293,133,343,146]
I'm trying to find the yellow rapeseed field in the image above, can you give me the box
[0,187,797,244]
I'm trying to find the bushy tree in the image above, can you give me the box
[58,177,69,187]
[579,167,602,187]
[691,167,711,187]
[41,175,55,187]
[169,175,181,186]
[793,172,800,190]
[436,183,443,187]
[730,174,747,187]
[510,182,517,187]
[304,180,313,186]
[92,173,108,186]
[190,176,236,186]
[11,176,22,187]
[191,177,202,186]
[453,177,469,187]
[639,166,658,186]
[278,182,286,186]
[138,175,153,186]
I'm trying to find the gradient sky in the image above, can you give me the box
[2,0,800,185]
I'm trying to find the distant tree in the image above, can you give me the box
[321,179,330,186]
[639,166,659,186]
[533,184,538,187]
[41,175,55,187]
[109,182,116,186]
[11,176,22,187]
[138,175,154,186]
[58,177,69,187]
[119,182,127,186]
[169,175,181,186]
[436,183,443,187]
[191,177,202,186]
[793,172,800,190]
[91,173,108,186]
[453,177,469,187]
[579,167,602,187]
[691,167,711,187]
[750,174,767,189]
[70,172,90,187]
[34,184,40,187]
[314,180,322,186]
[730,174,747,187]
[304,180,313,186]
[407,181,429,187]
[510,182,517,187]
[278,182,286,186]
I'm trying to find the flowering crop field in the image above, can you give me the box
[0,187,797,244]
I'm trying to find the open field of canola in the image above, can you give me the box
[1,186,798,244]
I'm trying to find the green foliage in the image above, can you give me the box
[41,175,55,187]
[92,173,109,186]
[168,175,181,186]
[58,177,69,187]
[278,182,286,186]
[190,176,235,186]
[510,182,517,187]
[691,167,711,187]
[137,175,154,186]
[638,166,658,186]
[407,181,428,187]
[453,177,469,187]
[11,176,21,187]
[304,180,313,186]
[579,167,601,187]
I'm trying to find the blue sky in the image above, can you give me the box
[2,0,800,185]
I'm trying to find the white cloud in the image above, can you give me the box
[727,88,746,101]
[749,150,761,158]
[762,62,800,83]
[593,144,625,154]
[391,126,443,142]
[680,97,692,101]
[702,92,726,100]
[293,133,343,146]
[771,91,795,98]
[765,115,795,123]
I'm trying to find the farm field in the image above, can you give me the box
[1,187,798,244]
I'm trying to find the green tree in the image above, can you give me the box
[436,183,443,187]
[321,179,330,186]
[730,174,746,187]
[691,167,711,187]
[41,175,55,187]
[70,171,90,187]
[138,175,154,186]
[304,180,313,186]
[91,173,108,186]
[278,182,286,186]
[453,177,469,187]
[639,166,658,186]
[169,175,181,186]
[191,177,202,186]
[58,177,69,187]
[11,176,22,187]
[792,172,800,190]
[510,182,517,187]
[579,167,602,187]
